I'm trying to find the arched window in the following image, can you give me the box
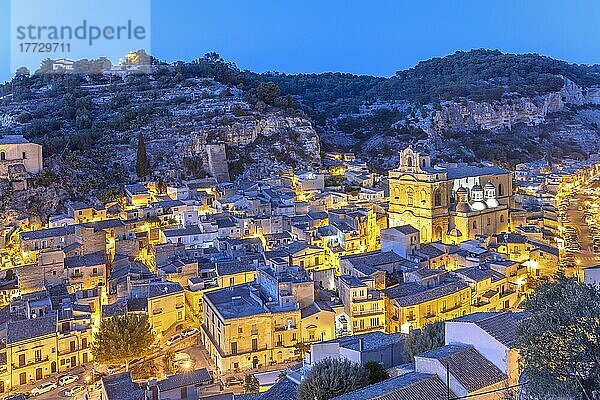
[421,158,426,168]
[498,183,504,196]
[407,156,413,167]
[434,189,442,207]
[473,221,477,229]
[500,214,505,223]
[0,152,5,161]
[407,187,414,206]
[434,226,443,241]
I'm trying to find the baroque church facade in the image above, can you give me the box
[388,147,512,243]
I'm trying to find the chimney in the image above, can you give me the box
[358,338,364,352]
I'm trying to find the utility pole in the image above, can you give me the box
[446,363,451,400]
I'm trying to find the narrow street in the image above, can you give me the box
[3,332,215,400]
[560,179,600,277]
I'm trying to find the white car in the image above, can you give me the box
[181,328,198,337]
[106,364,125,374]
[30,382,58,396]
[58,374,78,386]
[65,385,85,397]
[166,334,182,346]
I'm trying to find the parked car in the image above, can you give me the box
[65,385,85,397]
[181,328,198,337]
[224,376,244,387]
[58,375,78,386]
[30,382,58,396]
[106,364,125,374]
[166,334,182,346]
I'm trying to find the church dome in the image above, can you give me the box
[470,200,488,211]
[471,184,485,203]
[470,183,487,210]
[455,186,470,212]
[486,197,499,208]
[484,181,499,208]
[456,202,471,213]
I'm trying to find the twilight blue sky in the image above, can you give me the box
[2,0,600,83]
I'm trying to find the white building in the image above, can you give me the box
[0,135,43,189]
[584,265,600,286]
[444,312,526,384]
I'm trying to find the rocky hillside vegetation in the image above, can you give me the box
[3,49,600,217]
[257,50,600,170]
[0,53,320,216]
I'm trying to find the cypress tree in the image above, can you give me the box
[136,132,150,179]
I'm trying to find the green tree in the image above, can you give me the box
[15,67,30,77]
[136,132,150,179]
[363,361,389,385]
[132,360,158,380]
[294,342,310,360]
[243,373,260,393]
[296,358,369,400]
[4,269,15,281]
[402,321,445,362]
[256,82,281,105]
[91,314,154,371]
[157,177,167,194]
[163,350,175,374]
[516,275,600,398]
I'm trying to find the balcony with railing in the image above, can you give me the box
[228,344,268,356]
[439,303,464,315]
[353,324,384,333]
[351,309,384,318]
[13,356,49,369]
[274,324,297,332]
[59,346,79,356]
[499,287,517,299]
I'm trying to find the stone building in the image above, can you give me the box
[0,287,93,394]
[388,147,511,243]
[0,135,42,190]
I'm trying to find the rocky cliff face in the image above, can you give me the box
[430,77,600,134]
[225,115,321,179]
[0,72,320,218]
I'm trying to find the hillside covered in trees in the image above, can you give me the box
[254,50,600,169]
[3,49,600,193]
[0,52,319,218]
[258,50,600,110]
